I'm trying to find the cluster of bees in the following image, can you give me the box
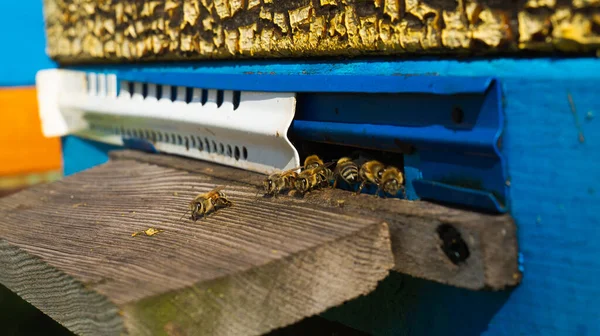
[181,155,405,222]
[264,154,405,198]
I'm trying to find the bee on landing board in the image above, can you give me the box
[294,167,322,194]
[294,163,335,194]
[378,166,406,198]
[304,155,336,188]
[356,160,386,195]
[317,163,335,188]
[333,157,359,189]
[181,186,233,221]
[263,166,303,196]
[304,155,325,170]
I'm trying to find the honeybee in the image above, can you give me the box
[317,163,335,188]
[181,186,233,221]
[333,157,359,189]
[356,160,386,195]
[304,155,324,170]
[263,166,303,196]
[378,166,406,198]
[304,155,335,187]
[294,167,322,194]
[294,163,335,194]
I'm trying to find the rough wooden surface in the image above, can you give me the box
[111,150,521,290]
[0,156,393,336]
[44,0,600,64]
[0,150,520,335]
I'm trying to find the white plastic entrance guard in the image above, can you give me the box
[36,69,300,174]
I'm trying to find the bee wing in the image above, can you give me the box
[323,161,336,169]
[204,185,226,198]
[311,163,334,174]
[210,185,226,193]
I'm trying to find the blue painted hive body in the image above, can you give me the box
[62,59,600,336]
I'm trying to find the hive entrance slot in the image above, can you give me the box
[292,140,405,170]
[290,139,406,197]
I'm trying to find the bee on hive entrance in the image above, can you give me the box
[356,160,386,195]
[294,162,335,194]
[263,166,304,197]
[377,166,406,198]
[316,162,335,188]
[304,155,335,187]
[304,154,324,170]
[294,167,321,195]
[181,186,233,221]
[333,157,359,189]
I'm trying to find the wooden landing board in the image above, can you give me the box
[0,154,393,336]
[0,150,520,336]
[113,150,521,291]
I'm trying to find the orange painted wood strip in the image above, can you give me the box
[0,87,62,175]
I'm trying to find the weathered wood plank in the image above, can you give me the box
[44,0,600,64]
[111,150,521,290]
[0,150,520,335]
[0,156,393,336]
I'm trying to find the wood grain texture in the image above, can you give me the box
[0,239,122,335]
[0,157,393,336]
[111,150,521,290]
[43,0,600,64]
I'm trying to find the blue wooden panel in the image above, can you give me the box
[61,136,120,176]
[112,70,494,93]
[64,58,600,335]
[322,60,600,336]
[0,1,55,87]
[324,72,600,336]
[72,58,600,84]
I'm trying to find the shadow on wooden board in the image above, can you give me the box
[0,284,71,336]
[323,272,512,336]
[0,283,370,336]
[0,273,510,336]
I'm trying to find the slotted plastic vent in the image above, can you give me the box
[36,69,300,174]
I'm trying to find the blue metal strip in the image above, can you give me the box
[72,65,493,94]
[292,78,507,213]
[122,138,158,153]
[291,121,495,153]
[412,180,504,213]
